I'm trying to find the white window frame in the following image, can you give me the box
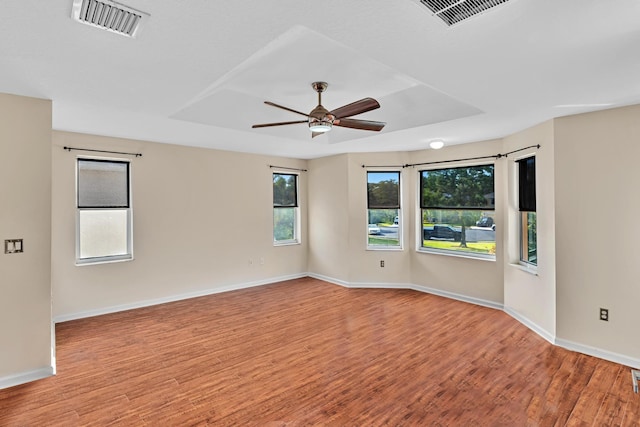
[417,163,496,261]
[517,155,537,268]
[273,172,300,246]
[76,157,133,265]
[366,170,402,251]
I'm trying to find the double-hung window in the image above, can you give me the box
[77,158,132,264]
[367,171,401,249]
[273,173,299,244]
[518,156,537,265]
[420,164,495,259]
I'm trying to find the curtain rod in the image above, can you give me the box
[269,165,307,172]
[361,144,542,169]
[64,146,142,157]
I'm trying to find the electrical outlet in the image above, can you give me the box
[599,308,609,321]
[380,260,385,267]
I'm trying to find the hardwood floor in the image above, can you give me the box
[1,277,638,426]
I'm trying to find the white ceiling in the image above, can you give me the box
[1,0,639,159]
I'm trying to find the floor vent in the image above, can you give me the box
[71,0,149,38]
[420,0,510,26]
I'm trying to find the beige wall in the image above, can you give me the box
[52,131,308,319]
[408,140,505,304]
[554,105,640,361]
[503,121,556,339]
[0,94,53,385]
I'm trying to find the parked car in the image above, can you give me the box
[368,224,381,235]
[423,225,462,241]
[476,216,496,230]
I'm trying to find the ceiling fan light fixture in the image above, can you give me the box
[308,120,332,133]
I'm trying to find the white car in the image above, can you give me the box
[368,224,381,235]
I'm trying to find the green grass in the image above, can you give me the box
[368,236,399,246]
[423,240,495,254]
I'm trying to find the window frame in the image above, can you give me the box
[272,172,300,246]
[76,157,133,265]
[417,163,496,260]
[517,155,537,267]
[366,170,402,250]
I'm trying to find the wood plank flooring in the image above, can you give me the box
[1,277,639,426]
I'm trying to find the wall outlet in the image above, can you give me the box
[599,308,609,321]
[380,260,385,267]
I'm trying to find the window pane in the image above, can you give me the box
[273,174,297,207]
[518,156,536,212]
[367,172,400,209]
[521,211,537,265]
[421,165,494,209]
[368,209,400,247]
[421,209,496,257]
[79,209,128,259]
[78,160,129,208]
[274,207,296,242]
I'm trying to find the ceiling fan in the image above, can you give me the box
[252,82,386,138]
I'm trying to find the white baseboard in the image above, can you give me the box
[555,338,640,370]
[54,273,307,323]
[0,366,54,390]
[504,306,555,344]
[409,283,504,311]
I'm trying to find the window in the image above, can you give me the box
[367,171,400,249]
[518,156,537,265]
[77,159,132,264]
[273,173,299,244]
[420,164,495,258]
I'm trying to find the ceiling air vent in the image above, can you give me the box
[420,0,510,26]
[71,0,149,38]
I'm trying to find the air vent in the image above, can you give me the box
[420,0,510,26]
[71,0,149,38]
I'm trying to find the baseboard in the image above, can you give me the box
[0,366,54,390]
[555,338,640,370]
[306,272,349,287]
[53,273,308,323]
[410,283,504,311]
[504,306,555,344]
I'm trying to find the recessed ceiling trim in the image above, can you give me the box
[71,0,149,38]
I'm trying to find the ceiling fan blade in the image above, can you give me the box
[252,120,308,129]
[334,118,386,132]
[264,101,310,118]
[311,131,324,138]
[330,98,380,119]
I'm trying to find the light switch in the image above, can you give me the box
[4,239,23,254]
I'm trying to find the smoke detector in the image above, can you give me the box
[71,0,149,38]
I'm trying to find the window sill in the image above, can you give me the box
[274,241,300,247]
[510,262,538,276]
[367,246,403,252]
[76,255,133,266]
[417,247,495,262]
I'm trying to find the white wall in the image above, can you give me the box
[52,131,308,320]
[0,93,53,387]
[503,121,556,340]
[554,105,640,362]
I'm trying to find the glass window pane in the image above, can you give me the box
[368,209,400,247]
[367,172,400,209]
[78,160,129,208]
[522,211,537,265]
[273,174,297,207]
[79,209,129,259]
[421,208,496,257]
[274,207,296,242]
[421,165,494,209]
[518,156,536,212]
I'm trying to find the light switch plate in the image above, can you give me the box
[5,239,23,254]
